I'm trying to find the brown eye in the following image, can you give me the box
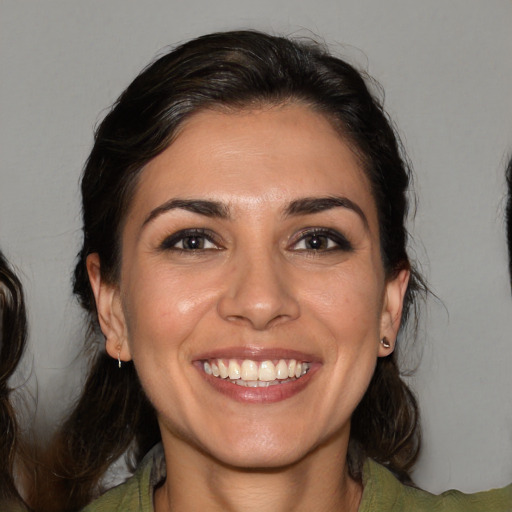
[181,235,208,250]
[291,229,353,252]
[160,229,221,251]
[302,234,332,250]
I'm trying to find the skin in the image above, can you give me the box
[87,104,409,512]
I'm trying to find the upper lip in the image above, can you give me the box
[193,346,321,363]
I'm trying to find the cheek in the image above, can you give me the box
[297,265,384,336]
[304,270,383,421]
[121,264,221,357]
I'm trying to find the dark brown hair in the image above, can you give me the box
[0,250,29,506]
[506,155,512,286]
[36,30,426,510]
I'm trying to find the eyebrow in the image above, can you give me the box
[142,195,368,230]
[143,199,230,227]
[284,196,369,229]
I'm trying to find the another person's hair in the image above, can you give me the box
[37,30,426,510]
[506,155,512,285]
[0,250,28,505]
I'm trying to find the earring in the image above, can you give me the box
[117,350,122,369]
[380,337,391,349]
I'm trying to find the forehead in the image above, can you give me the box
[128,104,378,226]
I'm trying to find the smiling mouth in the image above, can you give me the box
[201,358,310,387]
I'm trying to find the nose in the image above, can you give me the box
[217,250,300,330]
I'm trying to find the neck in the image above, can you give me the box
[154,433,362,512]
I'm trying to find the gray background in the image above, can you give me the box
[1,0,511,494]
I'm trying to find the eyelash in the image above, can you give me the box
[159,227,352,254]
[159,229,222,252]
[290,228,353,253]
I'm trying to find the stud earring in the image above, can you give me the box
[380,337,391,349]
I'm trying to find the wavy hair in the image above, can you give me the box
[0,250,29,506]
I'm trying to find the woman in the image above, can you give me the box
[37,31,510,511]
[0,250,29,510]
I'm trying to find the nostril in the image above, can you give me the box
[221,307,299,331]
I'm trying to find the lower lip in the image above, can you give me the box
[195,364,318,404]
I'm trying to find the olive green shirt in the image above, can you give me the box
[81,445,512,511]
[0,500,29,512]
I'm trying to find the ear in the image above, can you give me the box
[86,253,132,363]
[378,268,410,357]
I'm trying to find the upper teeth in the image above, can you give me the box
[203,359,309,382]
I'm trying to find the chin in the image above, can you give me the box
[196,422,321,470]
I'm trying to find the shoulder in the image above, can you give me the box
[80,444,165,512]
[359,458,512,512]
[79,476,145,512]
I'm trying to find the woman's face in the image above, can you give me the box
[89,104,408,469]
